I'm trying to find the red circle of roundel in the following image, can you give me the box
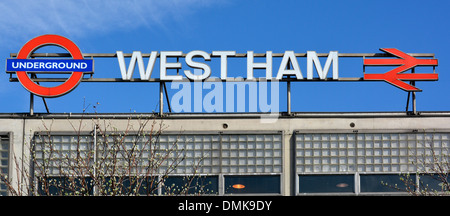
[16,34,84,97]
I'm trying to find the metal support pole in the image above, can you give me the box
[41,97,50,113]
[287,60,292,115]
[412,88,416,115]
[29,93,34,115]
[287,81,291,115]
[406,90,417,115]
[411,68,416,115]
[406,92,410,112]
[30,73,50,113]
[163,82,172,113]
[159,82,163,115]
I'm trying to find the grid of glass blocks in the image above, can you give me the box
[33,132,283,176]
[220,134,282,174]
[295,132,450,173]
[0,134,9,196]
[33,134,94,175]
[158,134,222,174]
[96,133,165,175]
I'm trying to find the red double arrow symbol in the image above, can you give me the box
[364,48,438,92]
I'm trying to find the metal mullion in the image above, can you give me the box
[245,135,250,174]
[218,132,223,177]
[266,135,272,173]
[218,133,224,196]
[389,134,394,172]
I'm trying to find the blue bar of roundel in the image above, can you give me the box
[6,59,94,72]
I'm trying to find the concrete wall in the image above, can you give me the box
[2,112,450,195]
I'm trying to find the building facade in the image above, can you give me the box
[1,111,449,196]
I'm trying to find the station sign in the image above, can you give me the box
[6,34,439,98]
[6,34,93,97]
[363,48,438,91]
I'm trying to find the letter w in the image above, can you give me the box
[117,51,158,80]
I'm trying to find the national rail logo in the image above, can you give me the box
[6,34,94,97]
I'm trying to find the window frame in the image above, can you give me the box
[31,130,284,196]
[294,129,450,195]
[0,132,12,196]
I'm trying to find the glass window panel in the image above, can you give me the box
[330,149,338,156]
[221,135,229,142]
[256,158,264,165]
[238,135,246,142]
[256,150,264,157]
[298,175,354,193]
[230,135,238,141]
[99,176,159,195]
[247,135,255,142]
[265,142,273,149]
[163,176,218,195]
[230,158,238,165]
[0,135,9,196]
[37,177,94,196]
[247,141,256,149]
[230,167,238,173]
[273,135,281,142]
[256,142,264,149]
[331,157,338,164]
[360,174,416,193]
[419,174,450,192]
[225,175,280,194]
[320,134,329,141]
[330,134,338,141]
[305,150,312,157]
[239,158,246,165]
[230,150,238,157]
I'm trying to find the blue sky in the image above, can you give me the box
[0,0,449,114]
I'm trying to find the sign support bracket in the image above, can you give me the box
[405,68,417,115]
[163,82,172,113]
[287,60,292,116]
[29,93,34,115]
[159,82,163,116]
[29,93,50,115]
[28,67,50,115]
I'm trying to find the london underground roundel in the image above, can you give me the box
[11,35,93,97]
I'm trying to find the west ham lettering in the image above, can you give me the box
[6,34,439,99]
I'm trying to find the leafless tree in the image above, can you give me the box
[1,111,211,196]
